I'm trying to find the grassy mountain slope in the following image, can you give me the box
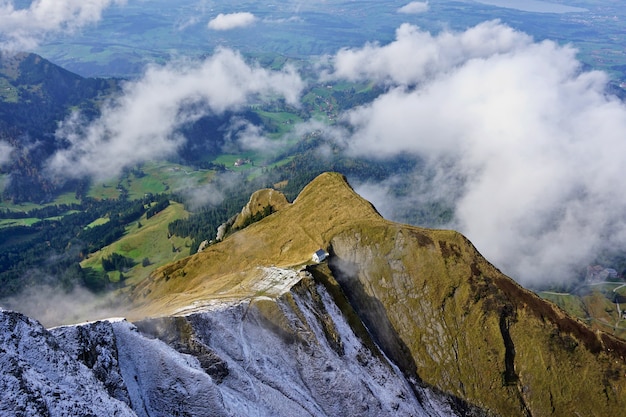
[328,222,626,416]
[128,172,626,416]
[81,202,191,285]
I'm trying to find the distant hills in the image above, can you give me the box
[0,52,117,132]
[0,52,118,203]
[0,52,260,203]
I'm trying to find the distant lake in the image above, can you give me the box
[473,0,588,13]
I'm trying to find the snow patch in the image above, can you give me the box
[0,277,462,416]
[251,266,302,295]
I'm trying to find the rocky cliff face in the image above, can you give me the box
[3,172,626,416]
[0,272,464,417]
[0,311,135,416]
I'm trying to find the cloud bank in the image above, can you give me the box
[328,21,530,85]
[398,2,429,14]
[208,12,256,31]
[48,48,304,180]
[329,20,626,285]
[0,0,126,51]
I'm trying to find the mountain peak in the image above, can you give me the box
[128,172,383,318]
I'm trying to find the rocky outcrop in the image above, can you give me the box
[215,188,288,241]
[231,188,289,230]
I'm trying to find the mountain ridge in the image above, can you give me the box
[126,172,383,318]
[127,172,626,416]
[3,172,626,416]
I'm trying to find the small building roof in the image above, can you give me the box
[312,249,329,263]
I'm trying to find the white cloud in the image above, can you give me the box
[0,140,13,166]
[0,0,126,51]
[223,118,282,154]
[330,21,626,286]
[327,20,531,85]
[397,2,429,14]
[208,12,256,31]
[47,48,304,180]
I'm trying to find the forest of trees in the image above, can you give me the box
[0,195,159,296]
[101,252,135,272]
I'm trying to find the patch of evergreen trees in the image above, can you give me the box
[101,252,135,272]
[146,197,170,219]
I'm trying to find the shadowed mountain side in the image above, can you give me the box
[127,172,626,416]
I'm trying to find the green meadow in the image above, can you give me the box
[87,161,216,201]
[81,201,192,286]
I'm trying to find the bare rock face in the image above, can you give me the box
[0,274,465,417]
[0,310,135,417]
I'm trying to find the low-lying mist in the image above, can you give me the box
[326,21,626,287]
[0,284,129,328]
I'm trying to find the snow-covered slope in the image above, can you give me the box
[0,271,464,417]
[0,310,135,416]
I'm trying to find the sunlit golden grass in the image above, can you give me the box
[127,172,385,318]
